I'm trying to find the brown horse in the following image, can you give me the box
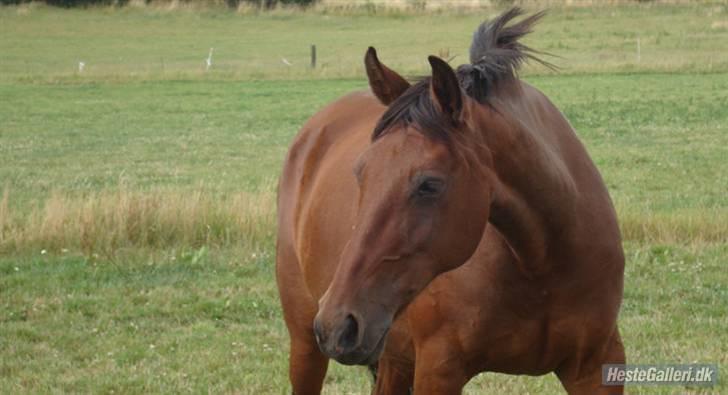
[276,8,625,395]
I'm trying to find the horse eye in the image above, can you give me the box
[416,178,445,198]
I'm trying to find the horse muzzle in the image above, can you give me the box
[313,311,391,365]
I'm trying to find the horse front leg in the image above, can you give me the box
[411,339,469,395]
[277,246,329,395]
[287,332,329,395]
[372,355,414,395]
[556,327,625,395]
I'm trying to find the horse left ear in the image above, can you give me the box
[428,55,462,123]
[365,47,411,105]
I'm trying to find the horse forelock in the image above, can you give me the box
[371,78,453,143]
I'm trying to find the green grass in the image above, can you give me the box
[1,3,727,394]
[0,79,359,204]
[2,244,725,393]
[2,2,728,82]
[1,74,726,212]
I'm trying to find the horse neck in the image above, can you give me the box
[468,87,578,275]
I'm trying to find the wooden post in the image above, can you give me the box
[311,44,317,69]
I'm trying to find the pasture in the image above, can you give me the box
[1,2,727,394]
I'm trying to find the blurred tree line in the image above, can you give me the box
[0,0,314,7]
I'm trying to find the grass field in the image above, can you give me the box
[1,2,727,394]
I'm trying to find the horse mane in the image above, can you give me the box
[372,7,554,141]
[459,7,554,102]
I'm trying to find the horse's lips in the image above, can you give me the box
[335,327,390,366]
[363,327,390,365]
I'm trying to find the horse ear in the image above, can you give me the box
[365,47,410,105]
[428,55,462,123]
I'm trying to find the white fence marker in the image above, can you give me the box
[205,48,214,71]
[637,37,641,63]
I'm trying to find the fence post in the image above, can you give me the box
[311,44,317,69]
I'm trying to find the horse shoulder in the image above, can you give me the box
[279,90,385,297]
[279,91,379,233]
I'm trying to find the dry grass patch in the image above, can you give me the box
[618,206,728,246]
[0,183,276,257]
[2,182,725,259]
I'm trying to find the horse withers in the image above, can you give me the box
[276,8,625,394]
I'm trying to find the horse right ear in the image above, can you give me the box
[428,55,462,124]
[364,47,410,106]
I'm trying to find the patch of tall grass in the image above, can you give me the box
[0,182,276,257]
[618,206,728,246]
[1,182,724,259]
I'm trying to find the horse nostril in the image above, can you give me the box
[336,314,359,353]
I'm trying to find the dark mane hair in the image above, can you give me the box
[372,78,448,142]
[372,7,554,141]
